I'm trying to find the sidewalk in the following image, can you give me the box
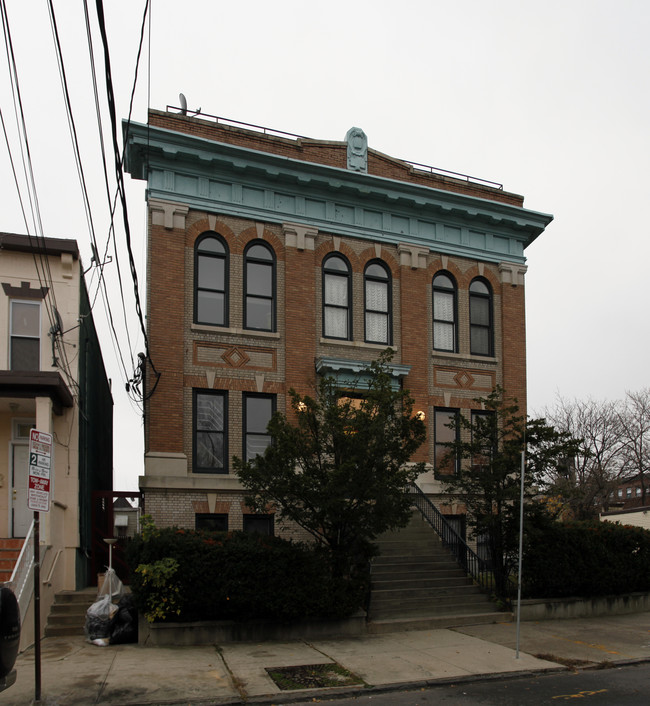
[5,612,650,706]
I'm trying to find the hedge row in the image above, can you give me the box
[126,526,366,623]
[523,520,650,598]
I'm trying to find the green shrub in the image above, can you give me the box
[135,557,182,622]
[126,524,367,623]
[523,519,650,598]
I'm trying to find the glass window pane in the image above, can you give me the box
[243,515,273,535]
[434,322,454,351]
[11,302,40,336]
[324,307,347,338]
[198,237,225,254]
[434,291,454,322]
[366,280,387,312]
[197,394,224,432]
[246,434,271,461]
[366,263,387,279]
[196,431,224,470]
[435,411,455,442]
[197,291,225,325]
[11,338,39,371]
[433,274,453,289]
[246,397,273,433]
[198,255,224,290]
[470,297,489,325]
[247,261,272,296]
[196,513,228,531]
[325,274,348,306]
[246,297,272,330]
[471,326,490,355]
[324,256,348,272]
[470,280,489,295]
[366,312,388,343]
[247,244,272,261]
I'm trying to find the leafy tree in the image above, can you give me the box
[441,388,578,599]
[233,351,427,579]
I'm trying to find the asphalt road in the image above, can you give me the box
[289,662,650,705]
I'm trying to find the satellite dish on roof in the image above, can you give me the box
[179,93,187,116]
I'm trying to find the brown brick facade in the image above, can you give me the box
[131,110,549,536]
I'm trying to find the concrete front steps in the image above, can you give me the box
[45,587,97,637]
[0,538,25,583]
[368,513,509,633]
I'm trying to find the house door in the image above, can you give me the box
[11,444,31,537]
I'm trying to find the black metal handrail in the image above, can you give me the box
[404,482,494,594]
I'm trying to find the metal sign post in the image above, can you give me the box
[28,429,52,703]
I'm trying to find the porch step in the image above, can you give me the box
[368,611,512,633]
[45,588,97,637]
[368,512,501,629]
[0,539,24,583]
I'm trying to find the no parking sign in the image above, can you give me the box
[28,429,52,513]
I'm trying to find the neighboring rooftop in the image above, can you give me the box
[0,232,79,259]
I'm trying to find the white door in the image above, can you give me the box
[12,444,31,537]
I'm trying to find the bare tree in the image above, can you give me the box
[616,388,650,505]
[542,396,624,519]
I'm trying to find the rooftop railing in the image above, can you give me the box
[164,106,503,190]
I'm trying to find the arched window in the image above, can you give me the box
[364,261,391,344]
[195,233,228,326]
[323,254,351,340]
[244,242,275,331]
[469,278,493,356]
[432,272,457,352]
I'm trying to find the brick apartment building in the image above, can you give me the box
[124,109,552,537]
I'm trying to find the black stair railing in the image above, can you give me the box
[403,482,494,594]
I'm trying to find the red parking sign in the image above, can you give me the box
[28,430,52,512]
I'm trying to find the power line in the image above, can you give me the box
[93,0,159,401]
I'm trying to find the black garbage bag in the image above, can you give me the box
[110,594,138,645]
[0,587,20,678]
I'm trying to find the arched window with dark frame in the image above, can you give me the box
[364,260,391,344]
[469,277,493,356]
[244,241,275,331]
[432,271,457,352]
[195,233,228,326]
[323,254,352,340]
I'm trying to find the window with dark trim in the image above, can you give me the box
[195,513,228,532]
[434,408,459,476]
[10,300,40,371]
[194,390,227,473]
[364,261,391,344]
[243,393,275,462]
[469,278,493,356]
[195,233,228,326]
[432,272,457,352]
[244,241,275,331]
[243,514,274,536]
[471,410,496,471]
[323,254,351,340]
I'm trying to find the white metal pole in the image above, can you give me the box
[516,449,525,659]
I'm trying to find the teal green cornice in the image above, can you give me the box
[315,357,410,391]
[124,120,552,264]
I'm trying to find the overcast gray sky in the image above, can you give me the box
[2,0,649,490]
